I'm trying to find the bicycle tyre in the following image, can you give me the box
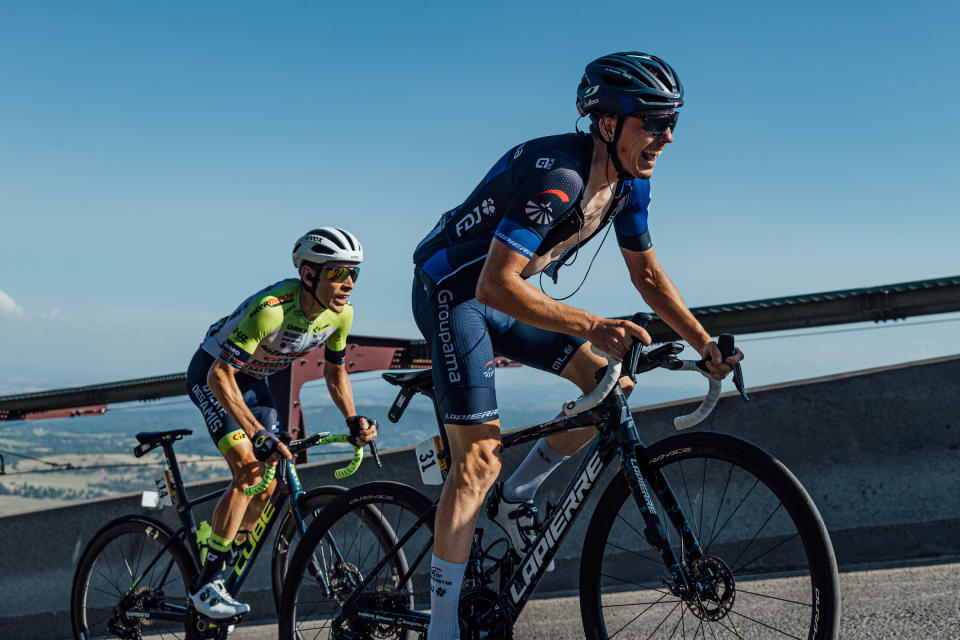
[580,431,840,640]
[71,515,197,640]
[279,481,435,640]
[271,485,347,611]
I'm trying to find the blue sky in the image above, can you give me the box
[1,0,958,397]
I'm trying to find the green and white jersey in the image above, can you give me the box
[201,278,352,379]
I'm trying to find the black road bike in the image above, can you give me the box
[70,429,383,640]
[279,325,840,639]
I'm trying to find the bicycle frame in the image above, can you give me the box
[498,384,703,619]
[339,382,707,633]
[143,438,322,601]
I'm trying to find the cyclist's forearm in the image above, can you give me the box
[477,269,598,339]
[636,270,711,351]
[324,364,357,419]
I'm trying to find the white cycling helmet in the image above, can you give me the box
[292,227,364,270]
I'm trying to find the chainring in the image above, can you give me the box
[458,587,511,640]
[185,607,234,640]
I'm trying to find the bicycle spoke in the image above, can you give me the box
[726,607,803,639]
[735,587,812,608]
[732,529,800,576]
[677,459,703,544]
[713,615,745,639]
[74,521,189,640]
[605,539,664,566]
[587,434,837,640]
[704,618,720,639]
[667,604,685,638]
[704,476,761,552]
[600,571,673,594]
[699,457,707,543]
[705,463,736,551]
[605,590,675,638]
[641,600,682,640]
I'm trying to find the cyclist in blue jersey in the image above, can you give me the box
[185,228,378,619]
[411,52,745,640]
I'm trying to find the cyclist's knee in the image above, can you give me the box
[563,343,609,392]
[229,459,266,491]
[461,439,501,480]
[564,343,635,396]
[446,424,502,493]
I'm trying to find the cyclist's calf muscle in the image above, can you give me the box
[434,421,502,562]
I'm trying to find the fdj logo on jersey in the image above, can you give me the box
[454,198,496,236]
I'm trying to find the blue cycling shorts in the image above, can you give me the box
[186,348,281,455]
[412,276,585,426]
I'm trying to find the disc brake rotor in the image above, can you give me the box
[684,556,736,621]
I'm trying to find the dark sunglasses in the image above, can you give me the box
[630,111,679,136]
[320,266,360,283]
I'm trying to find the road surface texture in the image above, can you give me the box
[220,558,959,639]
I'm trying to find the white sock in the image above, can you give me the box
[503,438,569,503]
[427,555,466,640]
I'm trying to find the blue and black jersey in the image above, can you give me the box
[413,132,653,296]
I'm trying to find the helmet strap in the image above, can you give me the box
[590,115,633,184]
[301,266,328,315]
[606,115,633,183]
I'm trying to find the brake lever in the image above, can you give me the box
[368,439,383,468]
[718,334,749,402]
[627,313,653,383]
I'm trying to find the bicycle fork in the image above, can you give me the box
[618,425,705,596]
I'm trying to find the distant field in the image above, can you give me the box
[0,372,699,516]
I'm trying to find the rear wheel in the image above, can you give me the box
[279,481,435,640]
[71,515,196,640]
[580,432,840,639]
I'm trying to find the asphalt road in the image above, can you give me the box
[228,558,960,639]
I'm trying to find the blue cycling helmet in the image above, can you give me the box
[576,52,683,117]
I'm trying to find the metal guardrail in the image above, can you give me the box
[631,275,960,342]
[2,275,958,420]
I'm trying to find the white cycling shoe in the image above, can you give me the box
[189,579,250,619]
[486,483,554,572]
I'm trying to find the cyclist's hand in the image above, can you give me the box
[587,317,651,361]
[346,415,378,446]
[699,341,745,380]
[252,429,292,463]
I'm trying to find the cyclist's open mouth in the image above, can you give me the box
[641,146,664,163]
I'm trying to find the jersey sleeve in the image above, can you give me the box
[493,161,585,259]
[323,303,353,365]
[219,295,285,369]
[614,179,653,252]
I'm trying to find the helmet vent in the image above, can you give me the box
[313,228,347,250]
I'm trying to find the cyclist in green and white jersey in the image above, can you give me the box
[185,227,378,619]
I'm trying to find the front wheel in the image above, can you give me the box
[271,485,347,611]
[279,481,435,640]
[71,515,196,640]
[580,432,840,640]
